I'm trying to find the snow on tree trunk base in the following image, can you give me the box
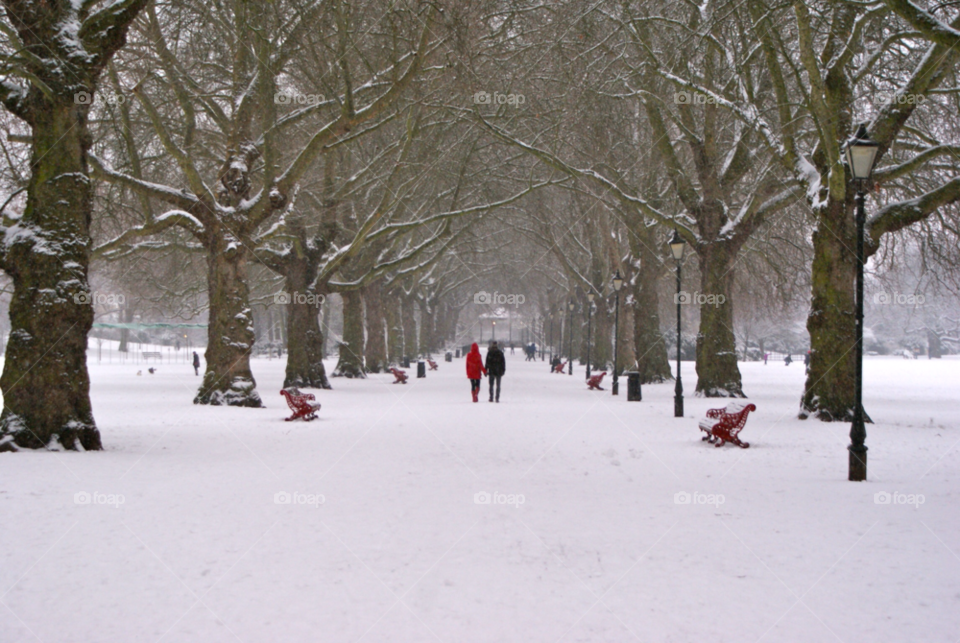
[194,376,262,407]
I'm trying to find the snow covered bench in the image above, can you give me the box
[587,372,607,390]
[280,388,320,422]
[389,368,408,384]
[698,403,756,448]
[142,351,162,361]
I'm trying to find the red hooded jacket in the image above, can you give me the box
[465,343,487,379]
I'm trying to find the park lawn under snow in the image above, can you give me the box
[1,350,959,642]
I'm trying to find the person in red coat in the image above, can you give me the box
[465,342,487,402]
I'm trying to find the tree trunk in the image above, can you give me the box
[194,242,263,406]
[631,277,672,384]
[0,104,100,450]
[927,329,942,359]
[118,302,132,352]
[694,242,745,397]
[363,281,388,373]
[800,200,857,420]
[282,263,330,389]
[334,290,366,377]
[384,291,403,365]
[401,295,417,359]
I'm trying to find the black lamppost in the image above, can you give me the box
[612,271,624,395]
[670,230,686,417]
[548,310,554,365]
[845,124,879,482]
[492,320,496,342]
[567,300,575,375]
[585,292,595,379]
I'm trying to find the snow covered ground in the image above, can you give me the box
[2,350,959,642]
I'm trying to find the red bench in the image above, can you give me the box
[587,372,607,390]
[698,403,756,448]
[390,367,408,384]
[280,388,321,422]
[552,361,567,373]
[427,359,438,371]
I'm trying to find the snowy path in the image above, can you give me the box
[2,353,959,642]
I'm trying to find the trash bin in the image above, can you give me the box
[625,371,641,401]
[417,360,426,378]
[445,352,453,362]
[402,356,410,368]
[455,349,460,358]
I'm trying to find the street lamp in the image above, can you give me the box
[568,300,575,375]
[612,270,624,395]
[670,229,686,418]
[585,292,596,379]
[492,320,496,342]
[845,123,879,482]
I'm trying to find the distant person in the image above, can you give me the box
[485,340,506,403]
[510,343,515,355]
[192,351,201,376]
[175,339,181,351]
[784,354,792,366]
[804,351,811,372]
[763,353,768,365]
[465,343,486,403]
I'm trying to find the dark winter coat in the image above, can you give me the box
[466,343,487,379]
[192,353,200,367]
[485,346,506,377]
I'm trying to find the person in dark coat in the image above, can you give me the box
[485,340,506,402]
[192,351,201,376]
[465,343,486,403]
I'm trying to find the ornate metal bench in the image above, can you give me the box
[389,367,408,384]
[427,359,438,370]
[552,360,567,373]
[587,372,607,390]
[280,388,320,422]
[698,403,756,448]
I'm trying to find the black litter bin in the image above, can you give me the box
[402,356,411,368]
[417,361,426,378]
[455,349,460,358]
[445,352,453,362]
[625,371,642,401]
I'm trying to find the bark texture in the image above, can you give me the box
[363,281,388,373]
[694,242,745,397]
[334,290,366,377]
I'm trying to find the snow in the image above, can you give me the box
[1,351,959,641]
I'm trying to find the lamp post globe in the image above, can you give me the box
[844,124,879,481]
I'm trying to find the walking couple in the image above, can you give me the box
[465,341,506,403]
